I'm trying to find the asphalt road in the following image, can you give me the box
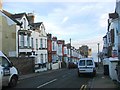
[3,68,94,89]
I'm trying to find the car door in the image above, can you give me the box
[1,57,11,86]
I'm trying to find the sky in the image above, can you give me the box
[2,0,116,61]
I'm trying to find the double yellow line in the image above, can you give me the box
[80,85,87,90]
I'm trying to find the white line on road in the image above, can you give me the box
[80,85,87,90]
[37,79,57,88]
[80,85,85,90]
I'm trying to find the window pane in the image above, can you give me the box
[31,38,34,48]
[87,60,93,66]
[79,60,85,66]
[2,57,9,67]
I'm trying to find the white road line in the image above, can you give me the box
[80,85,85,90]
[37,79,57,88]
[84,85,87,90]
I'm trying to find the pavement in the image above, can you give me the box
[18,65,120,89]
[88,63,120,89]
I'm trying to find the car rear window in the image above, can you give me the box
[87,60,93,66]
[79,60,85,66]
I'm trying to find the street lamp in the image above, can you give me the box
[97,43,100,68]
[70,38,72,62]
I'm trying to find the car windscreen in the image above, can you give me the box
[79,60,85,66]
[87,60,93,66]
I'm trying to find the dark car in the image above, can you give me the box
[68,62,77,69]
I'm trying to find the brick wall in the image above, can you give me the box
[8,57,35,75]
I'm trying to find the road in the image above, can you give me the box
[3,68,94,89]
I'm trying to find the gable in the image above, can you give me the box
[40,23,47,36]
[0,11,16,26]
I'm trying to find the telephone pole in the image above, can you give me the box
[98,43,100,68]
[70,38,72,62]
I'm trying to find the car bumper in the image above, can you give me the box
[78,69,94,73]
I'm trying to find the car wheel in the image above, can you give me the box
[92,70,96,77]
[9,76,18,87]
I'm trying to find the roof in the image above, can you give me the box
[11,13,26,19]
[11,12,29,24]
[103,35,107,38]
[2,10,21,25]
[30,22,43,27]
[109,12,119,19]
[30,22,43,30]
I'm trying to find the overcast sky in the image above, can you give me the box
[3,0,116,61]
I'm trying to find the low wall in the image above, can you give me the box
[52,62,59,70]
[8,57,35,75]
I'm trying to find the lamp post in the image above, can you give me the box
[98,43,100,68]
[70,38,72,62]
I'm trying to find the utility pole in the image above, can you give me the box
[70,38,72,62]
[98,43,100,68]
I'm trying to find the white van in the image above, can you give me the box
[77,58,96,77]
[0,51,18,88]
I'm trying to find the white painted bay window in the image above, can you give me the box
[24,35,27,47]
[31,38,34,49]
[40,38,43,48]
[20,34,24,48]
[45,39,47,48]
[41,54,43,64]
[27,35,30,48]
[36,39,38,50]
[19,35,21,47]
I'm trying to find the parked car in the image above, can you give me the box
[0,51,19,88]
[77,57,96,77]
[68,62,77,69]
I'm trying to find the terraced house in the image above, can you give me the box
[0,9,48,71]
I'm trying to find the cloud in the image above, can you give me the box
[99,13,108,28]
[3,1,115,55]
[4,0,116,2]
[62,16,69,23]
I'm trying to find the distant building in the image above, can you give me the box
[1,9,48,71]
[88,48,92,57]
[79,45,89,58]
[52,37,58,63]
[47,33,52,69]
[102,0,120,59]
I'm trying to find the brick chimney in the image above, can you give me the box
[27,13,35,24]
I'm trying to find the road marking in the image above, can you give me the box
[84,85,87,90]
[80,85,85,90]
[37,79,57,88]
[80,85,87,90]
